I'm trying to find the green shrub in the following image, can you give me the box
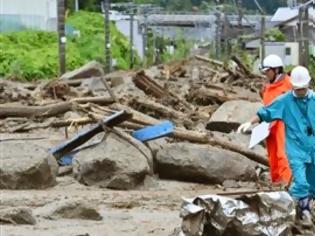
[0,11,133,80]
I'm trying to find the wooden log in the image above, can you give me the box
[0,96,114,119]
[71,96,114,105]
[195,55,224,67]
[208,136,268,166]
[171,128,268,166]
[132,98,186,120]
[110,103,160,125]
[0,102,72,118]
[100,77,118,102]
[133,71,165,98]
[188,87,260,105]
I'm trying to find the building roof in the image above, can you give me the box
[271,7,315,22]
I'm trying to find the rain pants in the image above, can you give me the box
[257,90,315,199]
[261,75,292,184]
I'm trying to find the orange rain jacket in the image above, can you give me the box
[261,74,292,184]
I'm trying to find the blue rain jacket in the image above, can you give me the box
[257,90,315,164]
[257,90,315,199]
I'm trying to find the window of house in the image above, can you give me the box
[285,47,291,56]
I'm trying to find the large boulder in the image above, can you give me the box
[207,100,262,133]
[0,142,58,189]
[155,143,257,184]
[73,133,153,190]
[60,61,104,80]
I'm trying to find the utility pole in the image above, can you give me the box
[237,0,243,27]
[223,12,229,60]
[215,12,222,60]
[298,1,310,66]
[129,10,134,69]
[260,15,265,64]
[142,13,148,67]
[57,0,66,75]
[75,0,79,11]
[103,0,111,73]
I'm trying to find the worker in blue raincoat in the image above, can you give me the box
[238,66,315,225]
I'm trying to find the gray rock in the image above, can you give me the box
[207,100,262,133]
[73,133,152,190]
[155,143,257,184]
[0,142,58,189]
[0,207,36,225]
[60,61,104,80]
[35,200,102,221]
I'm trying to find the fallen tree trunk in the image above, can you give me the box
[0,96,114,118]
[172,128,268,166]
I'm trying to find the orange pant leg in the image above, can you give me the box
[266,122,292,184]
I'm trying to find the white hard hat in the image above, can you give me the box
[260,54,284,71]
[290,66,311,88]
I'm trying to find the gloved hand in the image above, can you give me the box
[237,122,252,133]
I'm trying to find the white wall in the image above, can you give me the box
[0,0,56,17]
[263,42,299,66]
[0,0,57,31]
[284,42,299,66]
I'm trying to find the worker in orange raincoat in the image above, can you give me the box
[259,55,292,185]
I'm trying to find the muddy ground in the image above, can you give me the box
[0,130,259,236]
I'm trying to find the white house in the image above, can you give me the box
[0,0,57,32]
[245,6,315,67]
[271,7,315,43]
[246,39,300,67]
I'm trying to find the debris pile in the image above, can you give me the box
[0,56,269,191]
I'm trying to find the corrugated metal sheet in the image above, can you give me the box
[0,0,57,31]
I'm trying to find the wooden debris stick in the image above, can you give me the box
[132,98,186,120]
[208,137,268,166]
[97,124,154,174]
[231,55,252,77]
[100,77,118,102]
[110,103,160,125]
[231,55,264,79]
[195,55,224,67]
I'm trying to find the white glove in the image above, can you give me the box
[237,122,252,133]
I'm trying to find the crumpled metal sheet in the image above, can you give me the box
[180,191,296,236]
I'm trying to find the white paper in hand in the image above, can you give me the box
[249,122,270,149]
